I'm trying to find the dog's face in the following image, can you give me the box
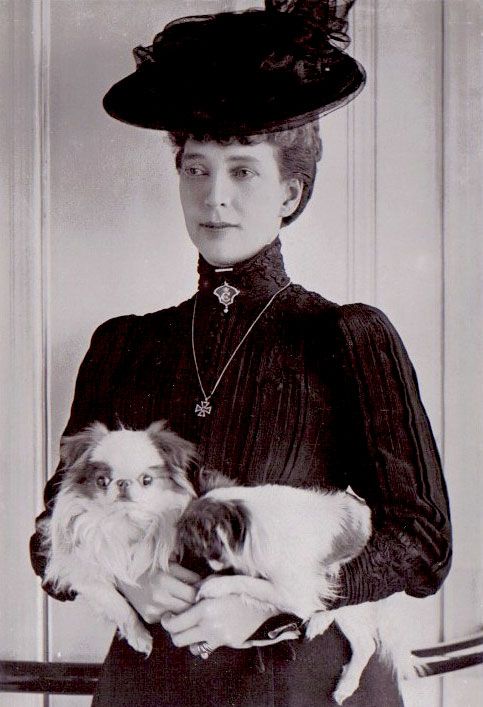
[60,421,196,513]
[177,496,249,571]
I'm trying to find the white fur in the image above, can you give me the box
[191,483,426,704]
[198,485,371,616]
[304,596,428,704]
[39,421,195,656]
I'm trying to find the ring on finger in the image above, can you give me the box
[198,641,213,660]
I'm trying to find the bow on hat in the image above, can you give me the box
[265,0,356,48]
[104,0,365,134]
[134,0,356,67]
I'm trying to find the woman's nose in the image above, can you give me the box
[204,172,231,208]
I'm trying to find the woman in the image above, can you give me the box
[30,2,452,705]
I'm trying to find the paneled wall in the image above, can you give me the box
[1,2,47,706]
[1,2,481,706]
[440,1,482,704]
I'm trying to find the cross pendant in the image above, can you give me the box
[195,400,212,417]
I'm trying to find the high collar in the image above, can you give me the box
[197,237,290,307]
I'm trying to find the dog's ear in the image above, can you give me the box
[176,498,223,560]
[60,422,109,468]
[218,500,250,553]
[177,498,249,560]
[325,494,372,566]
[147,421,196,471]
[147,421,196,495]
[197,467,236,494]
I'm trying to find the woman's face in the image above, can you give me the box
[178,139,301,266]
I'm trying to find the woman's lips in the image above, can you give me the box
[200,222,239,230]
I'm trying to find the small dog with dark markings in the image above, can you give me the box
[38,420,196,656]
[177,470,427,704]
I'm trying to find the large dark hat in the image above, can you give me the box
[103,0,365,135]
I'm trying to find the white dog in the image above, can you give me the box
[38,420,196,656]
[177,472,426,704]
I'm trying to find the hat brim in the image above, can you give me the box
[103,10,366,135]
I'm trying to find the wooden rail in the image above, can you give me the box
[1,633,481,695]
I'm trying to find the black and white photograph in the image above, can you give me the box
[0,1,481,705]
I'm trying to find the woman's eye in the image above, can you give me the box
[96,476,110,489]
[141,475,153,486]
[182,165,206,177]
[233,168,256,180]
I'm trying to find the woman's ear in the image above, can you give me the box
[280,178,304,219]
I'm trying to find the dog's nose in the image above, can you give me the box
[116,479,132,489]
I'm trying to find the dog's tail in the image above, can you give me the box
[375,593,431,680]
[379,639,429,680]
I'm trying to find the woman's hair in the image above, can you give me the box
[168,122,322,226]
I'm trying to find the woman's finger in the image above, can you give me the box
[189,642,217,657]
[169,627,209,648]
[156,595,191,615]
[161,600,206,633]
[168,562,201,585]
[158,574,197,604]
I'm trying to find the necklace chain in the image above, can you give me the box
[191,281,291,416]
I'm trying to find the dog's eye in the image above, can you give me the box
[96,475,110,489]
[141,474,153,486]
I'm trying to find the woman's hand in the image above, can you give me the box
[161,595,279,654]
[118,562,200,623]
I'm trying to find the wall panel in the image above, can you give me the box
[441,0,483,704]
[2,1,481,705]
[373,2,444,704]
[375,0,444,415]
[0,1,46,690]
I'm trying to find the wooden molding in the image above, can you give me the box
[441,0,483,652]
[0,0,48,664]
[1,634,481,694]
[348,0,377,304]
[0,661,101,695]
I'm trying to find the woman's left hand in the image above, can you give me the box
[161,595,278,655]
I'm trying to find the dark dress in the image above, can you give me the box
[30,238,452,706]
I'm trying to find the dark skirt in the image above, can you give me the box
[92,623,404,706]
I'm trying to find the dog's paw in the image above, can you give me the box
[196,576,227,601]
[304,612,334,641]
[332,665,359,705]
[120,622,153,657]
[332,685,356,706]
[332,688,348,706]
[128,628,153,657]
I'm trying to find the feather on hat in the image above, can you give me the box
[103,0,365,134]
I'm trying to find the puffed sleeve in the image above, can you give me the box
[29,315,135,601]
[331,304,452,606]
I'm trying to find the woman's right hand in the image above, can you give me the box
[118,562,200,623]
